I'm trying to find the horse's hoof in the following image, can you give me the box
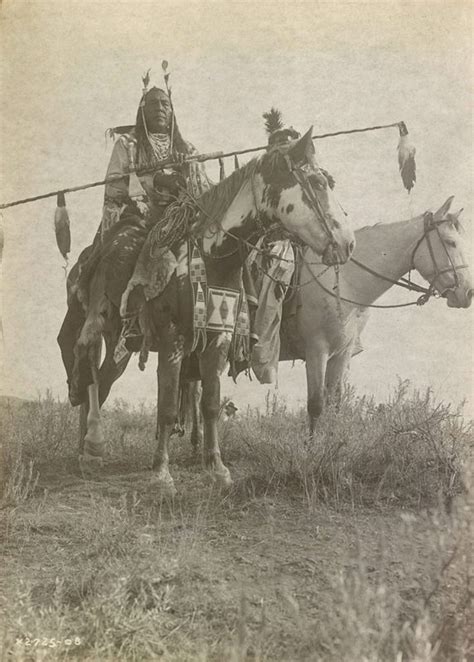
[150,469,177,496]
[78,452,103,478]
[83,438,105,458]
[210,466,233,490]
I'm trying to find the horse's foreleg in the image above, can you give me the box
[199,334,232,488]
[190,381,203,457]
[98,326,132,407]
[78,402,88,454]
[305,346,328,436]
[80,342,105,470]
[152,328,183,494]
[325,349,351,411]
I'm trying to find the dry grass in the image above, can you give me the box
[0,383,473,661]
[225,381,473,509]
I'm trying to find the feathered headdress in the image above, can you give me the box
[263,108,284,135]
[263,108,301,147]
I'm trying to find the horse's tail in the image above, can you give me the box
[57,293,92,406]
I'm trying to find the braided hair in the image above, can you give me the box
[135,87,189,170]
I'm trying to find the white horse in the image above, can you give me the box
[291,196,472,432]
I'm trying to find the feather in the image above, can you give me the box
[397,122,416,193]
[54,192,71,260]
[106,124,134,140]
[142,68,151,90]
[263,108,284,135]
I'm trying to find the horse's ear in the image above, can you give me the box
[449,207,464,230]
[433,196,455,221]
[288,126,314,164]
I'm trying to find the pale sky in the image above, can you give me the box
[1,0,472,413]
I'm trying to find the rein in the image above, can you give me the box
[177,150,337,265]
[302,252,432,309]
[300,211,468,310]
[349,257,430,295]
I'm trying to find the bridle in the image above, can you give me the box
[301,210,469,310]
[409,211,468,298]
[185,151,341,263]
[283,155,339,256]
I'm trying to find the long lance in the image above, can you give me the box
[0,120,413,211]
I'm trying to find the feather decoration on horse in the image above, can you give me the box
[263,108,284,135]
[54,191,71,261]
[397,121,416,193]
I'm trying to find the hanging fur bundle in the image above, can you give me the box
[54,191,71,260]
[397,122,416,193]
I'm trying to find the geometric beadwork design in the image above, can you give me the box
[206,287,240,333]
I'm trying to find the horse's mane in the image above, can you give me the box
[194,157,260,230]
[356,212,429,234]
[191,139,319,232]
[356,222,383,233]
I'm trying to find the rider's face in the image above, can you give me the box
[144,91,172,133]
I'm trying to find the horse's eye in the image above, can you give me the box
[309,175,325,190]
[446,239,456,248]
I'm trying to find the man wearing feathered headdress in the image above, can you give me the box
[243,109,299,384]
[101,83,210,236]
[73,78,211,307]
[59,77,211,405]
[247,109,336,384]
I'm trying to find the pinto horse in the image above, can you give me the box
[59,127,355,491]
[288,196,472,432]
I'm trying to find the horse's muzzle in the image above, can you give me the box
[322,240,355,266]
[446,288,473,309]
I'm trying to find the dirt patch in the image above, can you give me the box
[1,459,472,661]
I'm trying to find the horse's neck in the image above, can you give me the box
[221,179,256,233]
[202,179,256,256]
[321,215,425,305]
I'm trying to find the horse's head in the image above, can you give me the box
[256,127,355,265]
[413,197,472,308]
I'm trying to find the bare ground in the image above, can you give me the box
[0,390,473,661]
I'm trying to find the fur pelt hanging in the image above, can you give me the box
[54,191,71,260]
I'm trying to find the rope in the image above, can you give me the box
[148,197,196,255]
[0,120,404,211]
[178,184,299,263]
